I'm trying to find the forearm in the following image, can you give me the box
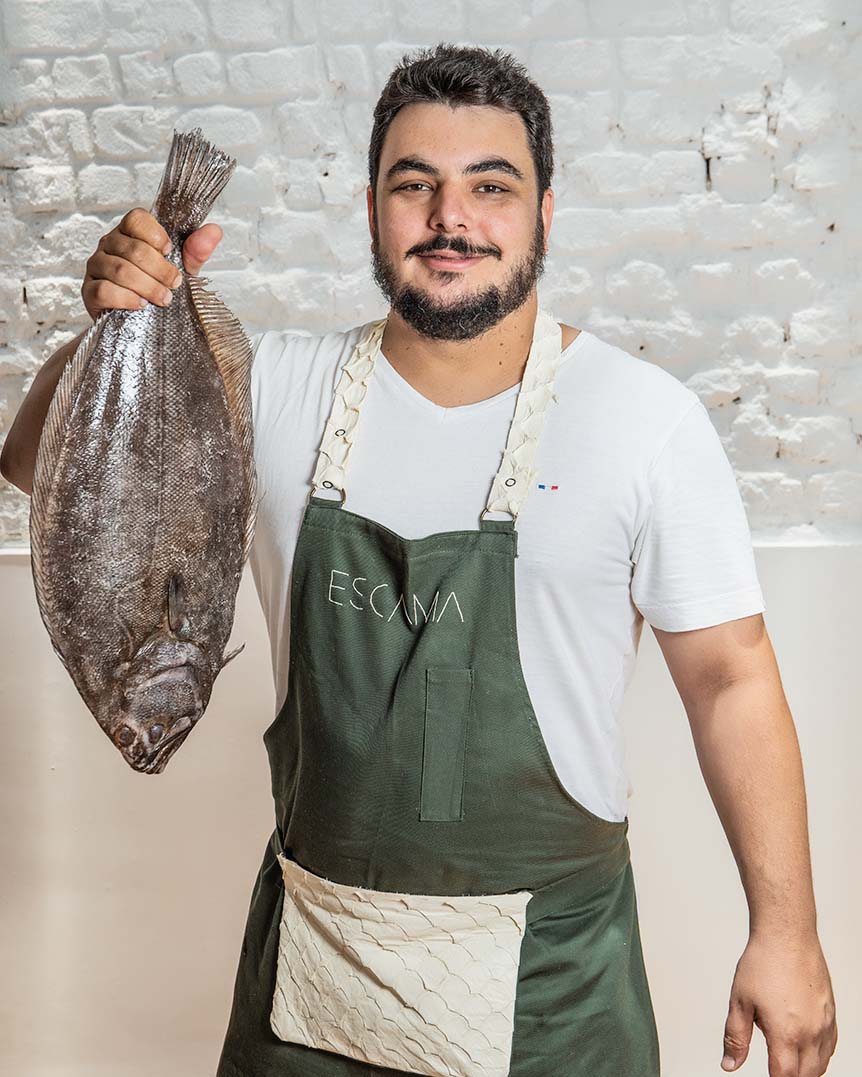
[0,329,87,494]
[685,669,817,941]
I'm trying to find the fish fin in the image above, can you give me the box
[167,573,191,637]
[186,272,258,565]
[29,315,108,625]
[221,641,246,668]
[149,127,236,242]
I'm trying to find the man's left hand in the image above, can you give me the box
[720,933,838,1076]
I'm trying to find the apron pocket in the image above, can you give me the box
[420,666,472,822]
[271,854,531,1077]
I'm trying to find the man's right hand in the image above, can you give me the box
[81,207,223,322]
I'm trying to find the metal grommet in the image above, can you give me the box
[335,428,346,436]
[505,477,516,487]
[322,480,334,489]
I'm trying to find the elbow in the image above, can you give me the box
[0,440,32,496]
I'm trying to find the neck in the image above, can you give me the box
[379,295,540,409]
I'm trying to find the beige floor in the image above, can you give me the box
[1,546,858,1076]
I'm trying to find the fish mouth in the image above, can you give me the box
[149,715,195,768]
[122,714,195,774]
[144,729,193,773]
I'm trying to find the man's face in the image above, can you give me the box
[367,102,553,341]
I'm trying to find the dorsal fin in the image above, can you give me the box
[29,312,110,640]
[186,272,258,564]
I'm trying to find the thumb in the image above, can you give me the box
[180,222,222,276]
[721,995,754,1071]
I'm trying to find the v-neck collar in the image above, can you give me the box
[376,325,591,421]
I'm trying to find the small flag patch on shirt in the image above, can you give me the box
[537,484,559,490]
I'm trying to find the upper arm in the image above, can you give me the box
[630,398,766,633]
[652,612,776,713]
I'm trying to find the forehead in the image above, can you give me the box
[379,101,532,171]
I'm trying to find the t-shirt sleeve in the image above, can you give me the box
[630,398,766,631]
[248,329,267,430]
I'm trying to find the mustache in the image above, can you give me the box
[407,236,500,259]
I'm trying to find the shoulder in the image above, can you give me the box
[248,322,367,370]
[560,325,698,417]
[557,326,702,447]
[248,319,377,395]
[247,320,378,434]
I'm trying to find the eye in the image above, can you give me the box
[394,183,508,193]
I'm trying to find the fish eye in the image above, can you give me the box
[150,723,164,742]
[116,726,136,746]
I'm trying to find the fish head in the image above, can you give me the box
[111,664,205,773]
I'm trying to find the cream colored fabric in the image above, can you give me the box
[484,309,563,519]
[310,318,384,498]
[270,854,532,1077]
[310,309,563,521]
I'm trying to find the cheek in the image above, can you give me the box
[377,202,418,241]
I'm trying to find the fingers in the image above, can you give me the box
[86,252,179,308]
[83,207,222,320]
[722,996,754,1072]
[181,222,222,275]
[766,1039,800,1076]
[82,277,155,314]
[119,206,172,256]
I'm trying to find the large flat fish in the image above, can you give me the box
[29,126,258,774]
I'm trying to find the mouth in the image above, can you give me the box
[141,722,194,773]
[419,253,486,271]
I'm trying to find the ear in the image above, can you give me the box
[541,187,554,254]
[366,184,375,242]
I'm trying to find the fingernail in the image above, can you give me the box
[170,274,182,288]
[721,1057,737,1070]
[138,297,148,308]
[162,240,172,254]
[160,291,172,305]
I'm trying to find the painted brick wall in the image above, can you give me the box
[1,1,859,546]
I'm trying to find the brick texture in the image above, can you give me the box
[0,7,859,544]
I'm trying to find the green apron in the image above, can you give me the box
[217,308,660,1076]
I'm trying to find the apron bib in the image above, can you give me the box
[217,308,661,1077]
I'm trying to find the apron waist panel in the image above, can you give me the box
[267,825,631,925]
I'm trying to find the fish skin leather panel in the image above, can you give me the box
[271,854,532,1077]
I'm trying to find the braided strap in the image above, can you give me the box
[484,309,563,519]
[310,317,387,496]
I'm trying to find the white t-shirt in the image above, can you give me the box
[247,318,766,823]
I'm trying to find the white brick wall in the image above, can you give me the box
[1,3,859,545]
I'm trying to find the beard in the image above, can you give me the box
[370,208,547,342]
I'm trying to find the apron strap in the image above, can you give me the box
[310,308,563,523]
[483,307,562,521]
[310,317,385,501]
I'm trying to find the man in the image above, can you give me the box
[1,41,837,1077]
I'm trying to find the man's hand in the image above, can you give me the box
[81,207,223,321]
[720,932,837,1075]
[653,614,838,1075]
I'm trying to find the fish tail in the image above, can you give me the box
[149,127,236,244]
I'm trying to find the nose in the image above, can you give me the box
[428,184,472,234]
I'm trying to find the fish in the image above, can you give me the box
[28,126,259,774]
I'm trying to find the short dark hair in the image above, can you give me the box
[368,43,554,210]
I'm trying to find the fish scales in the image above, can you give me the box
[29,127,258,774]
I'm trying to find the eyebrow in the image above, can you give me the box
[384,155,526,184]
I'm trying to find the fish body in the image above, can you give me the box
[29,127,258,773]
